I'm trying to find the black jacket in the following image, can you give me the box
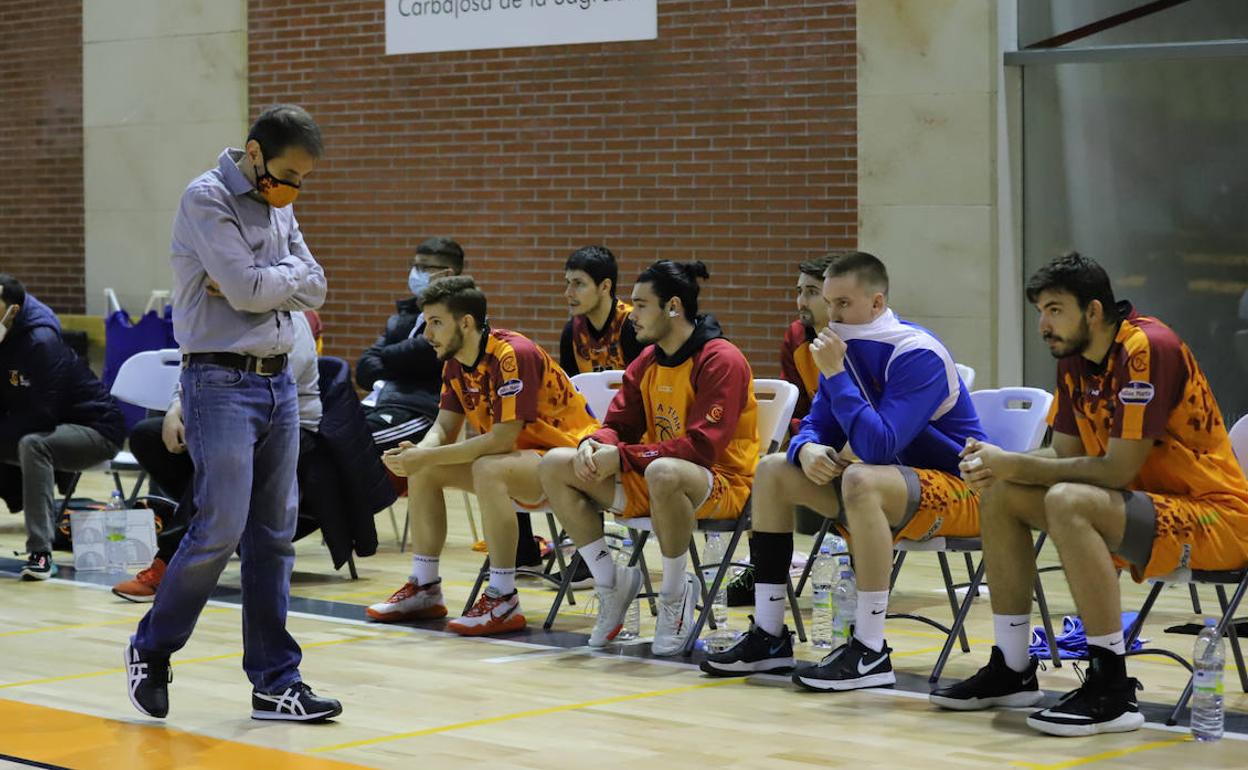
[355,296,442,419]
[297,357,399,567]
[0,294,126,451]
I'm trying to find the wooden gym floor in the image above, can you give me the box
[0,471,1244,770]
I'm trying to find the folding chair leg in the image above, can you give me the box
[346,554,358,580]
[888,550,907,591]
[543,552,580,630]
[1216,583,1248,692]
[400,508,410,553]
[125,470,148,507]
[937,552,970,653]
[386,504,401,546]
[688,537,715,630]
[1190,584,1203,615]
[930,558,986,682]
[543,513,576,607]
[964,552,979,597]
[786,576,808,643]
[1126,582,1164,648]
[464,555,490,616]
[683,525,744,655]
[632,539,658,617]
[1033,575,1061,668]
[795,517,832,597]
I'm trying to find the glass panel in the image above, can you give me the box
[1020,0,1248,49]
[1022,58,1248,423]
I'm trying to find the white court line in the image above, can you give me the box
[36,574,1248,741]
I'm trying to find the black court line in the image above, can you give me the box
[0,752,74,770]
[4,556,1248,734]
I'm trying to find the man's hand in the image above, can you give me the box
[798,442,850,485]
[161,406,186,454]
[809,327,848,377]
[0,304,16,345]
[574,439,603,483]
[959,438,1015,491]
[588,444,621,481]
[204,277,224,298]
[383,441,428,477]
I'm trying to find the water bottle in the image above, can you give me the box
[105,490,127,574]
[702,532,732,652]
[1192,617,1225,741]
[826,533,848,558]
[615,538,640,640]
[811,545,836,648]
[831,557,857,649]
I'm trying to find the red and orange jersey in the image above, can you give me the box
[559,299,642,375]
[780,319,820,428]
[439,328,598,451]
[1048,305,1248,509]
[592,319,759,485]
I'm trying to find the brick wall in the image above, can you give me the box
[249,0,856,377]
[0,1,85,313]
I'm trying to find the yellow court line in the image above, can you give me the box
[1010,735,1192,770]
[310,676,746,753]
[0,632,402,691]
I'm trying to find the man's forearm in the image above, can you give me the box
[1007,452,1131,489]
[423,432,510,467]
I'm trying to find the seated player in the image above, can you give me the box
[539,260,759,656]
[932,253,1248,737]
[700,251,985,689]
[559,245,642,375]
[367,276,598,636]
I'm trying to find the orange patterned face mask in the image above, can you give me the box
[254,159,300,208]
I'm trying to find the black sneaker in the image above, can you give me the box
[929,646,1044,710]
[548,558,593,590]
[252,681,343,722]
[125,643,171,718]
[1026,647,1143,737]
[792,637,895,691]
[725,566,755,607]
[700,617,794,676]
[19,552,58,581]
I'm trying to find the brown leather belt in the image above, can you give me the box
[183,352,288,377]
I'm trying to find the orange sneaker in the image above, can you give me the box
[445,588,526,636]
[366,580,448,622]
[112,557,166,603]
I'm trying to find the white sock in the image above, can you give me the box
[754,583,787,636]
[853,590,889,652]
[1087,631,1126,656]
[488,567,516,596]
[410,554,439,586]
[577,538,615,588]
[993,614,1032,672]
[660,554,688,598]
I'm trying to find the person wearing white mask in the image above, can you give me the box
[357,237,463,452]
[700,251,986,693]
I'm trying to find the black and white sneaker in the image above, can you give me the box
[252,681,343,722]
[548,558,594,590]
[125,643,171,718]
[929,646,1044,711]
[700,617,794,676]
[1026,647,1143,737]
[792,637,895,691]
[19,552,58,581]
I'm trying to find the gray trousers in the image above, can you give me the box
[0,425,120,553]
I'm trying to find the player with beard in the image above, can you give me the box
[366,276,598,636]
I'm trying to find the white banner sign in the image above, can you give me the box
[385,0,657,55]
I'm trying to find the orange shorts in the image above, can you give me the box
[831,467,980,543]
[1116,491,1248,581]
[610,467,751,521]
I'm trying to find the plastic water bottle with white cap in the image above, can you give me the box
[811,544,836,648]
[615,537,640,640]
[105,490,127,574]
[702,531,733,652]
[1191,617,1225,741]
[831,556,857,649]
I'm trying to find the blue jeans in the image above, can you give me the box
[133,362,302,693]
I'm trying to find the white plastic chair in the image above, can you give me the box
[969,387,1053,453]
[106,349,183,489]
[570,370,625,421]
[955,363,976,391]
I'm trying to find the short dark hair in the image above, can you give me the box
[824,251,889,296]
[799,254,835,281]
[565,245,619,297]
[247,104,324,160]
[421,275,487,330]
[416,237,465,273]
[1025,251,1120,323]
[0,273,26,308]
[635,260,709,321]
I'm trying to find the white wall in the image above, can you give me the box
[83,0,248,316]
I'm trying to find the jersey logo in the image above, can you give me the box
[497,378,524,398]
[1118,380,1155,405]
[706,404,724,424]
[500,355,518,374]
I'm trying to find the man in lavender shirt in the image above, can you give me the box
[125,105,342,723]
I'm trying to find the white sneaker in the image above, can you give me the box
[652,573,697,656]
[589,564,643,647]
[366,579,448,622]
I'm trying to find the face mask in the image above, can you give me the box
[254,157,300,208]
[408,268,431,296]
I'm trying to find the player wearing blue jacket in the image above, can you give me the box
[701,251,986,691]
